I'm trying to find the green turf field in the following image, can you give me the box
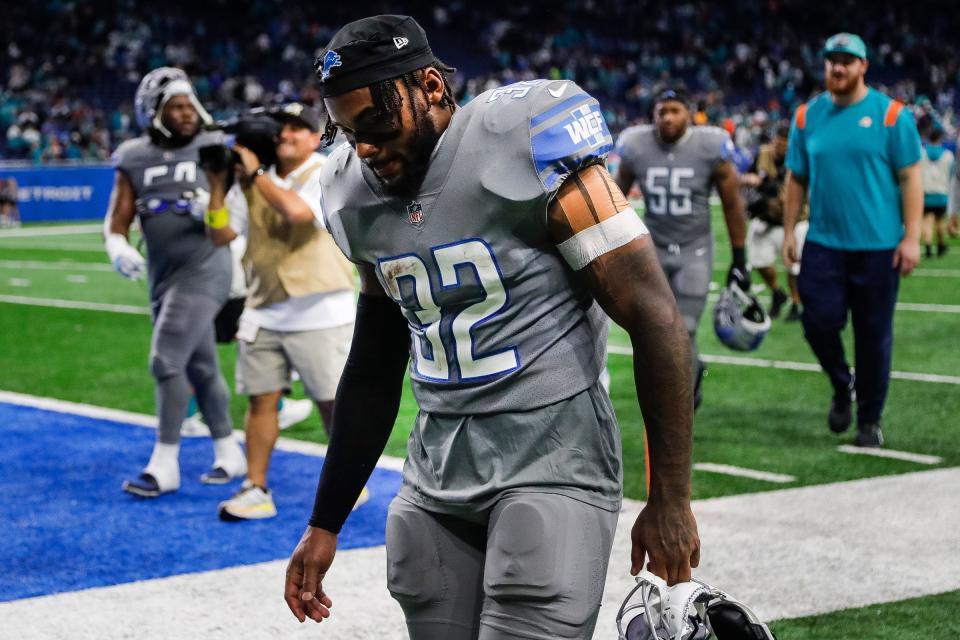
[1,213,958,635]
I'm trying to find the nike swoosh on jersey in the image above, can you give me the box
[548,83,568,99]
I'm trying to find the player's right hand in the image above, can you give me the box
[782,232,798,269]
[105,233,145,281]
[284,526,337,623]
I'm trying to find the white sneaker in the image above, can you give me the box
[180,413,210,437]
[278,398,313,430]
[219,480,277,520]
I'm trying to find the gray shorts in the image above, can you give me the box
[235,323,353,400]
[386,492,618,639]
[654,234,714,338]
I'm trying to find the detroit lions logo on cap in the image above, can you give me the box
[320,50,342,81]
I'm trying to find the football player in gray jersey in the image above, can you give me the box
[284,16,699,640]
[614,88,748,409]
[104,67,245,498]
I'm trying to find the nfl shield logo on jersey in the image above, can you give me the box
[406,201,425,226]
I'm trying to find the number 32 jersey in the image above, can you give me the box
[322,80,613,415]
[616,124,733,246]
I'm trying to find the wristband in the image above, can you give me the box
[253,165,268,178]
[204,206,229,229]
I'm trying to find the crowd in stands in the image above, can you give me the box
[3,0,958,164]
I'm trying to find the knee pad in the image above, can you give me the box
[385,505,447,608]
[186,357,217,385]
[149,352,181,381]
[483,497,609,634]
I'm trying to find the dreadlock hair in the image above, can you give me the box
[321,58,457,148]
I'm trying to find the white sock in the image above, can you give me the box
[144,442,180,491]
[212,433,247,477]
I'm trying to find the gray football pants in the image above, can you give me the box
[386,492,618,640]
[654,235,714,381]
[149,285,232,445]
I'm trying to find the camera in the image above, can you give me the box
[198,109,281,176]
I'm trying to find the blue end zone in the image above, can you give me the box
[0,402,401,602]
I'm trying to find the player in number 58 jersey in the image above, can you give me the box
[614,88,748,409]
[283,15,700,640]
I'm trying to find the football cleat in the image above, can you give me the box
[616,571,777,640]
[713,284,771,352]
[278,397,314,430]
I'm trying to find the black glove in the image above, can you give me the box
[727,247,751,293]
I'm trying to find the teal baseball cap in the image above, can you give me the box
[823,32,867,60]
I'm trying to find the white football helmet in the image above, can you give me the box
[134,67,212,138]
[713,284,771,352]
[616,571,777,640]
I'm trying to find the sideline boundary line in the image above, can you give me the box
[0,259,113,271]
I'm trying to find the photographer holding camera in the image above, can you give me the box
[203,102,358,521]
[741,122,808,321]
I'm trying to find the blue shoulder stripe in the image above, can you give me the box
[531,97,613,190]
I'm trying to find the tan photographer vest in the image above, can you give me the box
[242,160,355,308]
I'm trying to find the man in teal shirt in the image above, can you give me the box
[783,32,922,448]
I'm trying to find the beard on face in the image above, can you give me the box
[376,103,442,198]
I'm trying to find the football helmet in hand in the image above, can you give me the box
[616,571,777,640]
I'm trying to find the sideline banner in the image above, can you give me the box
[0,165,114,222]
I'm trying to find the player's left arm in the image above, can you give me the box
[713,160,749,290]
[547,164,699,586]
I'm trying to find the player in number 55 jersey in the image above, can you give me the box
[614,87,748,409]
[283,15,700,640]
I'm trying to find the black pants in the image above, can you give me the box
[797,241,900,424]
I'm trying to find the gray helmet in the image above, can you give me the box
[134,67,212,138]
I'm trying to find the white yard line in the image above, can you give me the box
[912,268,960,277]
[0,260,112,271]
[704,291,960,313]
[837,444,943,465]
[0,294,150,315]
[0,223,101,237]
[694,462,796,483]
[607,345,960,385]
[8,277,30,287]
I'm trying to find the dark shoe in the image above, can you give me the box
[828,386,854,433]
[855,422,884,447]
[785,303,801,322]
[693,360,706,411]
[925,245,933,258]
[937,244,948,257]
[122,473,161,498]
[769,288,788,319]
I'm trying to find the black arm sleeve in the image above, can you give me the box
[308,293,410,532]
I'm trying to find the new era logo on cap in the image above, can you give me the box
[393,36,409,49]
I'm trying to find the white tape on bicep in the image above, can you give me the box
[556,209,648,271]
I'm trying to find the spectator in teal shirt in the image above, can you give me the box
[782,32,923,449]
